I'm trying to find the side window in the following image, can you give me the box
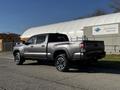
[48,34,69,42]
[36,35,46,44]
[27,36,36,44]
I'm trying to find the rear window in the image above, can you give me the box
[48,34,69,42]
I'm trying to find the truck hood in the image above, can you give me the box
[13,43,25,50]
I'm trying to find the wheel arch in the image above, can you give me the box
[13,50,20,56]
[53,49,70,60]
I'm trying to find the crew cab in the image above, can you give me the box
[13,33,106,72]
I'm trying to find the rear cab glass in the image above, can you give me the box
[48,34,69,42]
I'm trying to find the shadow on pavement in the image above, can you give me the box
[23,60,55,66]
[23,60,120,74]
[68,60,120,74]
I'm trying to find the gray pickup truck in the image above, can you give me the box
[13,33,105,72]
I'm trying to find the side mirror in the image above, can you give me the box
[24,42,31,45]
[21,41,30,45]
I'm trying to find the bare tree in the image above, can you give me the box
[109,0,120,12]
[74,9,107,20]
[90,9,107,16]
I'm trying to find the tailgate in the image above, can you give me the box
[83,40,105,52]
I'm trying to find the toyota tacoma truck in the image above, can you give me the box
[13,33,106,72]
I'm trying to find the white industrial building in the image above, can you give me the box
[21,12,120,54]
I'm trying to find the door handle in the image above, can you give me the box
[41,45,45,47]
[30,46,34,48]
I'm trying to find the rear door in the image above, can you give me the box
[32,34,47,59]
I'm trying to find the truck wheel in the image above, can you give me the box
[55,54,69,72]
[14,52,25,65]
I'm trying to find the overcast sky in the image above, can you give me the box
[0,0,111,34]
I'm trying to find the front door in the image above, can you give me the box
[24,36,37,58]
[24,35,47,59]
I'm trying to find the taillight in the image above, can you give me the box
[80,43,84,48]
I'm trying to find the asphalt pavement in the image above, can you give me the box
[1,52,120,90]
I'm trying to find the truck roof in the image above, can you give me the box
[34,33,66,36]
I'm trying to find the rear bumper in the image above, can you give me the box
[73,51,106,61]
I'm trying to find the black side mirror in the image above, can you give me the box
[24,42,31,45]
[21,41,30,45]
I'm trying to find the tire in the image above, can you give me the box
[14,52,25,65]
[55,54,69,72]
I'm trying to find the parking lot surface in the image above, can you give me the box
[1,52,120,90]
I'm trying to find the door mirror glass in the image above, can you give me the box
[24,42,31,45]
